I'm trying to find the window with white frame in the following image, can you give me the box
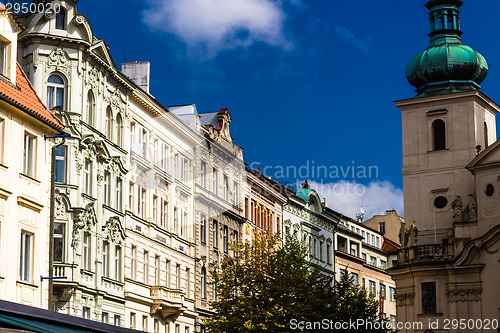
[176,264,181,289]
[131,245,136,279]
[154,255,160,285]
[19,231,33,282]
[212,168,218,195]
[233,181,239,205]
[201,267,206,299]
[153,195,158,222]
[223,175,229,201]
[55,9,66,29]
[369,280,376,295]
[116,114,123,146]
[143,250,149,284]
[142,128,148,159]
[102,241,109,277]
[84,160,92,195]
[200,161,207,188]
[161,198,168,228]
[165,259,170,288]
[389,287,395,301]
[0,40,7,77]
[104,171,110,205]
[85,91,95,126]
[223,226,228,253]
[128,182,134,210]
[186,268,191,298]
[200,214,206,244]
[23,132,36,177]
[53,223,65,262]
[54,146,67,183]
[82,232,91,270]
[116,178,122,210]
[114,246,121,281]
[105,107,113,140]
[47,74,65,109]
[213,220,218,249]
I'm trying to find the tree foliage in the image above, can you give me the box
[204,232,387,332]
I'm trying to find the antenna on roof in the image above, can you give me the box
[356,206,366,222]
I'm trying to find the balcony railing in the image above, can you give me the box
[150,286,186,321]
[397,243,454,265]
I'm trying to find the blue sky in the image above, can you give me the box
[78,0,500,218]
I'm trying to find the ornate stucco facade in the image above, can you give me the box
[18,0,132,324]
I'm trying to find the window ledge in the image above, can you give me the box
[80,269,94,276]
[19,173,41,184]
[0,163,7,171]
[16,280,38,288]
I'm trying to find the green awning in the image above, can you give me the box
[0,314,90,333]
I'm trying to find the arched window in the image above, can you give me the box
[432,119,446,151]
[201,267,206,299]
[55,9,66,30]
[85,91,95,126]
[105,107,113,140]
[484,122,489,148]
[116,114,123,146]
[47,74,65,109]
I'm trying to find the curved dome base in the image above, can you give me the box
[415,80,481,97]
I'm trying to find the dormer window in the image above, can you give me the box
[55,10,66,30]
[0,39,7,77]
[47,74,65,109]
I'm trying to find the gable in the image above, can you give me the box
[467,138,500,171]
[89,40,115,67]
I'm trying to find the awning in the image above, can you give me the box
[0,313,89,333]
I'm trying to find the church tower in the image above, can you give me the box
[396,0,499,245]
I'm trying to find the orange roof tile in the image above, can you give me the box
[0,7,25,30]
[0,63,65,131]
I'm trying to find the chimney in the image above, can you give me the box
[121,62,151,93]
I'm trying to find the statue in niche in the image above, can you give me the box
[468,194,477,221]
[399,221,409,247]
[409,220,418,246]
[452,196,463,222]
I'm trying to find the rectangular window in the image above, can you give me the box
[101,312,108,324]
[131,245,137,279]
[128,182,134,210]
[223,175,229,201]
[82,307,90,320]
[153,195,158,223]
[369,281,376,295]
[422,282,437,314]
[53,223,65,262]
[233,181,239,205]
[104,171,110,205]
[326,243,331,264]
[102,241,109,277]
[200,214,206,244]
[165,259,170,288]
[186,268,191,298]
[116,178,122,210]
[23,132,36,177]
[380,284,386,298]
[176,264,181,289]
[143,250,149,284]
[130,312,136,329]
[0,40,7,76]
[155,255,160,285]
[84,160,92,195]
[213,220,218,249]
[380,260,387,269]
[153,139,158,165]
[161,199,168,228]
[114,315,121,327]
[19,231,33,282]
[114,246,122,281]
[223,225,229,253]
[142,315,148,332]
[212,169,218,195]
[389,287,396,301]
[140,187,146,219]
[351,272,358,286]
[233,231,238,257]
[54,146,67,183]
[379,222,386,234]
[142,128,148,159]
[200,161,207,188]
[82,232,91,270]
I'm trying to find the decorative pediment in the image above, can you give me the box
[54,191,71,220]
[102,216,126,244]
[89,40,115,67]
[72,203,97,247]
[467,139,500,172]
[86,67,99,89]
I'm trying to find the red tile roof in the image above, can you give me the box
[0,63,65,131]
[0,7,25,30]
[382,237,400,254]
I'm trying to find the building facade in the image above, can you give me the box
[0,8,65,309]
[18,0,132,323]
[390,1,500,331]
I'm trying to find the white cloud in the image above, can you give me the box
[143,0,291,56]
[333,24,372,52]
[307,180,404,220]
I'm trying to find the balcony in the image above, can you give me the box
[150,286,186,321]
[397,244,454,265]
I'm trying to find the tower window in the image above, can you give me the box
[484,122,489,148]
[421,282,437,314]
[485,184,494,197]
[47,74,65,109]
[55,9,66,30]
[434,196,448,209]
[432,119,446,151]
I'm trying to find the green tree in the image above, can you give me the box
[205,232,387,333]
